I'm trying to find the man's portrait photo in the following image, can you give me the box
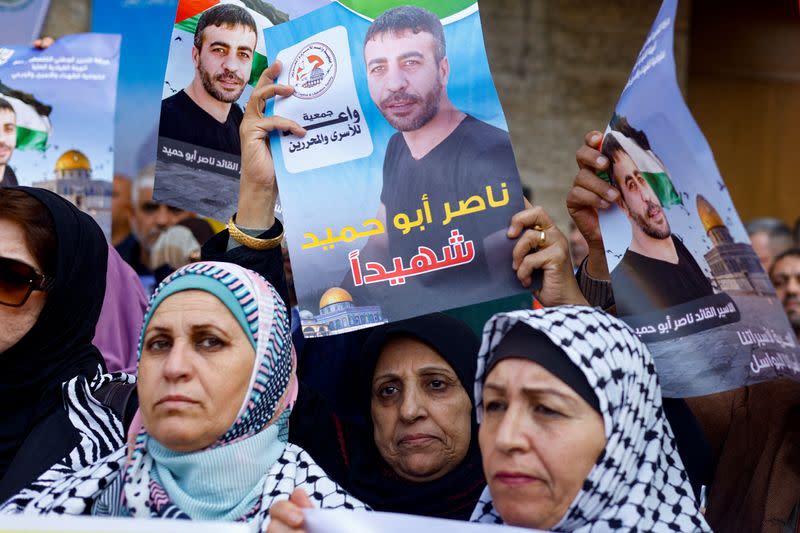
[159,4,257,156]
[601,116,714,316]
[361,6,520,279]
[0,97,18,187]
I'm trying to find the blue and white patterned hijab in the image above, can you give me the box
[4,262,364,528]
[470,306,711,532]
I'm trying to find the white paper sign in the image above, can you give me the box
[0,515,249,533]
[274,25,373,173]
[304,509,542,533]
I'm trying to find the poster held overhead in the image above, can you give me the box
[597,0,799,397]
[265,1,527,338]
[0,34,120,237]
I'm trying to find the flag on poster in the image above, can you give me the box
[264,1,526,337]
[0,80,51,150]
[0,0,51,46]
[597,0,799,397]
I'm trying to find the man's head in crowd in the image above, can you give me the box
[601,129,671,242]
[0,98,17,172]
[745,218,794,272]
[129,170,186,253]
[364,6,449,132]
[192,4,257,104]
[770,248,800,334]
[111,174,132,246]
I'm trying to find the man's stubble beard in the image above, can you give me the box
[630,200,671,240]
[198,59,246,104]
[380,78,442,132]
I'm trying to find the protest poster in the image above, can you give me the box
[304,508,536,533]
[0,34,120,237]
[264,1,526,337]
[0,0,50,46]
[0,515,248,533]
[91,0,179,181]
[153,0,331,221]
[597,0,799,397]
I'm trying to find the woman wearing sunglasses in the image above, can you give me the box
[0,186,139,505]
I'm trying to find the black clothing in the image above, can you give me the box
[290,313,486,521]
[159,90,243,155]
[611,235,714,317]
[359,115,521,318]
[1,165,17,187]
[0,187,108,502]
[114,234,151,276]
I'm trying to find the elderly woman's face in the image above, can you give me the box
[0,219,47,352]
[371,337,472,482]
[479,358,606,530]
[138,290,255,452]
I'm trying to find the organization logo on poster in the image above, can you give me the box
[289,42,337,99]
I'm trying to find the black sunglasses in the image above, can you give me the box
[0,257,53,307]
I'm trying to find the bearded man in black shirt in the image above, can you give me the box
[354,6,521,311]
[601,124,714,317]
[159,4,257,156]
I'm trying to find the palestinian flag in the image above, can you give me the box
[599,129,682,209]
[174,0,289,86]
[0,80,52,152]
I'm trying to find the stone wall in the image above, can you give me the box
[40,0,689,229]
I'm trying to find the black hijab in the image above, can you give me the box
[0,187,108,500]
[346,313,486,520]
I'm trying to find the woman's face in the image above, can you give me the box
[138,290,255,452]
[0,218,47,352]
[479,358,606,530]
[371,337,472,482]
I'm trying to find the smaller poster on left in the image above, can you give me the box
[0,33,121,238]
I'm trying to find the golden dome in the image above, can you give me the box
[55,150,91,172]
[319,287,353,309]
[696,194,725,232]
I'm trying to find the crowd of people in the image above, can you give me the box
[1,17,799,533]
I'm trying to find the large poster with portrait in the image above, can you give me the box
[153,0,331,221]
[597,0,799,397]
[264,1,525,337]
[0,34,120,237]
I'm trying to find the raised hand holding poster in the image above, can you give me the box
[598,0,799,397]
[0,34,120,236]
[265,1,525,337]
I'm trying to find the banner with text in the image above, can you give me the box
[265,1,526,337]
[0,34,120,237]
[597,0,799,397]
[153,0,331,221]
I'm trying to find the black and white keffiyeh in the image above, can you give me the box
[0,367,134,514]
[469,306,711,532]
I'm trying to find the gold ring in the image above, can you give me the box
[533,225,546,247]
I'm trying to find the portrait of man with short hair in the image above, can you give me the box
[159,3,258,156]
[0,97,18,187]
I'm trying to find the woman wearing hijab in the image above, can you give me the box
[289,313,485,521]
[471,306,710,531]
[270,306,710,532]
[0,187,135,506]
[3,261,364,527]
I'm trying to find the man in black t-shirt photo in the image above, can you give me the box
[159,4,256,156]
[601,122,714,317]
[355,6,521,303]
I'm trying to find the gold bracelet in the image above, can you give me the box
[227,216,283,250]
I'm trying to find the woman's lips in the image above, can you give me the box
[494,471,541,486]
[398,433,437,447]
[156,394,198,407]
